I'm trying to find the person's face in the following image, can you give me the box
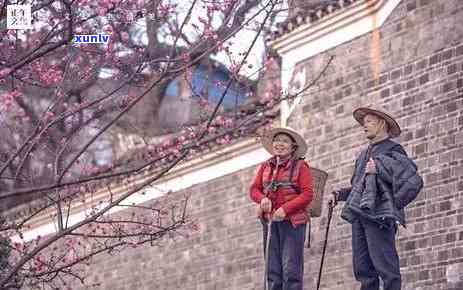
[362,114,387,140]
[272,133,295,157]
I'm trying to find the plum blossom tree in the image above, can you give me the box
[0,0,289,288]
[0,0,333,288]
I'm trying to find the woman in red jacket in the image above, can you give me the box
[250,127,314,290]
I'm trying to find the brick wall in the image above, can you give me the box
[75,167,266,290]
[75,0,463,289]
[288,0,463,289]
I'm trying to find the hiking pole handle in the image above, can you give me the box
[327,200,334,219]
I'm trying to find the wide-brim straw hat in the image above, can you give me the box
[262,127,308,158]
[353,107,401,138]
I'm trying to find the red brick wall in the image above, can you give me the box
[76,0,463,289]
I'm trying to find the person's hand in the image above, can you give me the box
[365,158,377,174]
[260,197,272,213]
[327,190,339,208]
[272,207,286,221]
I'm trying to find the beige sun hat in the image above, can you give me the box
[353,107,402,138]
[262,127,308,158]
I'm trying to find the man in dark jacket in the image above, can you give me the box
[329,108,423,290]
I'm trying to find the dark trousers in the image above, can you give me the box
[352,217,401,290]
[262,220,306,290]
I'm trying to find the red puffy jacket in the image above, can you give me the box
[250,157,314,227]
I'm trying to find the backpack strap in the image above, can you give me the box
[287,158,303,193]
[288,159,298,181]
[265,160,274,182]
[262,161,275,195]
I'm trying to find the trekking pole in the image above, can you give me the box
[263,157,279,290]
[316,201,334,290]
[264,217,272,290]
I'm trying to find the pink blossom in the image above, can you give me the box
[208,126,217,134]
[121,31,129,42]
[0,68,11,78]
[103,24,113,34]
[263,91,271,101]
[224,118,233,128]
[177,135,186,143]
[198,16,207,24]
[97,7,107,16]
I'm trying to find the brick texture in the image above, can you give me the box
[76,0,463,289]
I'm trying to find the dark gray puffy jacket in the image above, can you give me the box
[340,140,423,227]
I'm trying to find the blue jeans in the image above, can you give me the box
[262,220,306,290]
[352,217,401,290]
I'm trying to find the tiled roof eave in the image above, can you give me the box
[266,0,366,44]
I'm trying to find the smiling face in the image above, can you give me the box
[362,114,388,140]
[272,133,296,158]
